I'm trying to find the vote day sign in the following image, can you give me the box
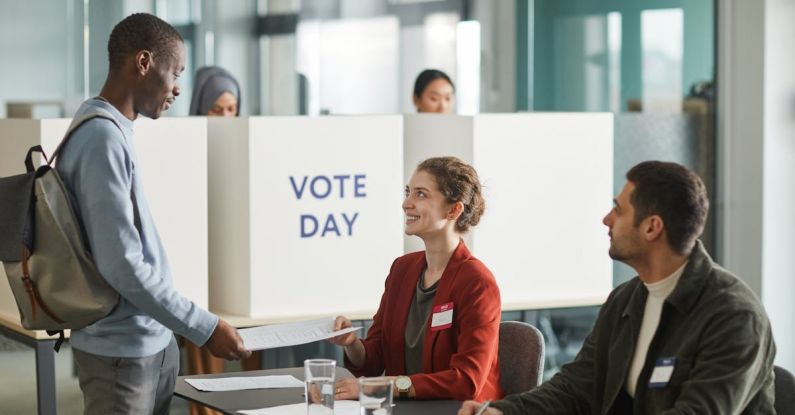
[207,116,404,318]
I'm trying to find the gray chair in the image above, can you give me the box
[775,365,795,414]
[498,321,545,395]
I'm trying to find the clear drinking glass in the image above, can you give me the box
[304,358,336,414]
[359,377,393,415]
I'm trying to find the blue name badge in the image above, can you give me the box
[649,357,676,388]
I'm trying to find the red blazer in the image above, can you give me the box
[345,241,504,401]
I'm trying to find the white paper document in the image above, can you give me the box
[238,317,361,351]
[185,375,304,392]
[238,400,360,415]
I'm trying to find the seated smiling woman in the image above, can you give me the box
[329,156,503,402]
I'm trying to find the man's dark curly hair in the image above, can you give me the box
[107,13,183,70]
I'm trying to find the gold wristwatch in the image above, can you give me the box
[395,376,412,399]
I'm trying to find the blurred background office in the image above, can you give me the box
[1,0,793,414]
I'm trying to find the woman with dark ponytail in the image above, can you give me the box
[413,69,456,113]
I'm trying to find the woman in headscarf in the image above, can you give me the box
[189,66,241,117]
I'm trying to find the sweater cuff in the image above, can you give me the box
[185,311,219,347]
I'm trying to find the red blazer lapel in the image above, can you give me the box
[390,252,426,375]
[421,240,472,372]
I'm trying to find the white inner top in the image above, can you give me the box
[626,261,688,397]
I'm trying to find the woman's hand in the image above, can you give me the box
[329,315,367,367]
[329,315,358,346]
[333,377,360,400]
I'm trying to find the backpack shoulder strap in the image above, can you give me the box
[51,110,141,232]
[49,112,124,165]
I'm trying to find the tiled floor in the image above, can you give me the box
[0,335,190,414]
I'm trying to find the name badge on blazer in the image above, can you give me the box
[649,357,676,388]
[431,302,454,331]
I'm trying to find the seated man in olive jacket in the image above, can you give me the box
[460,161,776,415]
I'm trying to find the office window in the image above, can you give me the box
[296,16,401,115]
[641,8,684,112]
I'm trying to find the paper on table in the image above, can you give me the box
[238,400,360,415]
[238,317,361,351]
[185,375,304,392]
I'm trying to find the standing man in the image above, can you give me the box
[460,161,776,414]
[56,13,250,414]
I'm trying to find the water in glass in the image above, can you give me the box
[305,376,334,414]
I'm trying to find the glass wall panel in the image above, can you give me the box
[641,8,684,112]
[529,0,715,258]
[298,16,401,114]
[0,0,84,117]
[1,0,516,117]
[532,0,713,113]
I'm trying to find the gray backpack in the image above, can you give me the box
[0,113,121,350]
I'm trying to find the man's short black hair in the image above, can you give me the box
[107,13,183,70]
[626,161,709,254]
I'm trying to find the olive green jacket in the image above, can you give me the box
[494,241,776,414]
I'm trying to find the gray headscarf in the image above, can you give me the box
[189,66,241,116]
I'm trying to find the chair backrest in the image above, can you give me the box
[775,365,795,414]
[498,321,545,395]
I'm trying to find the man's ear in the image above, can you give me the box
[135,50,153,76]
[642,215,665,242]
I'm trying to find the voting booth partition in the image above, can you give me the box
[0,114,613,326]
[0,117,209,324]
[206,116,405,319]
[404,113,615,310]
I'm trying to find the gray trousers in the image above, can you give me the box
[73,336,179,415]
